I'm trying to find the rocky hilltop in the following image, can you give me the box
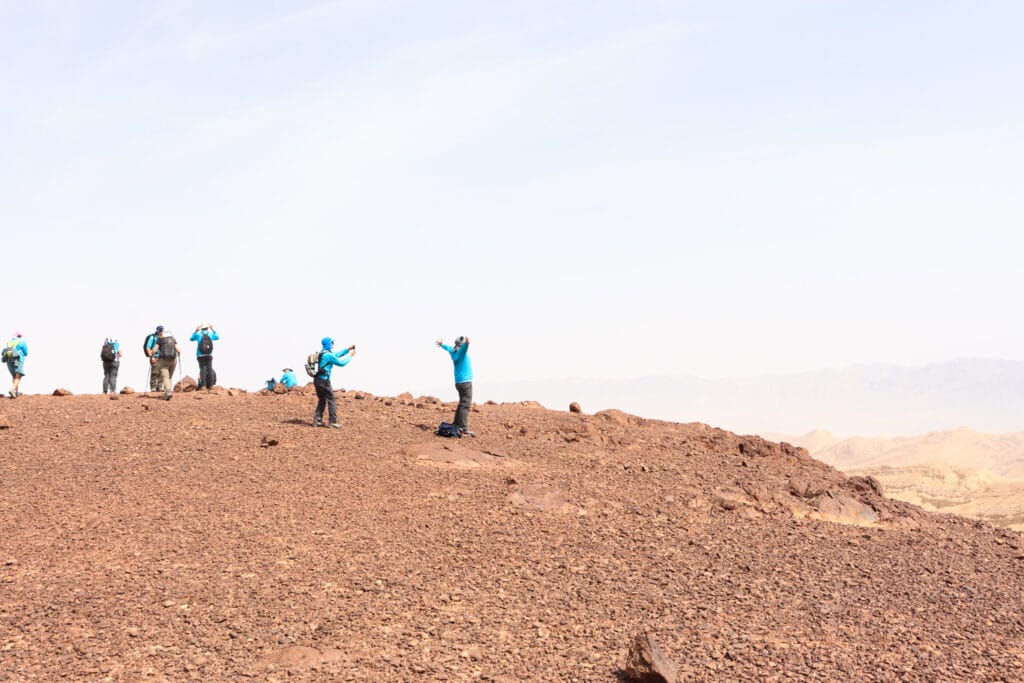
[1,390,1022,681]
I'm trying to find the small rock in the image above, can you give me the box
[52,388,72,396]
[623,632,678,683]
[174,376,198,393]
[109,394,120,401]
[120,387,135,394]
[569,402,582,413]
[261,436,279,448]
[0,415,11,429]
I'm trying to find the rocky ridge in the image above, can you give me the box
[0,390,1022,681]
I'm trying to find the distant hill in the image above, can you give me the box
[773,427,1024,530]
[483,358,1024,436]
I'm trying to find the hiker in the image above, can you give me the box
[266,369,298,392]
[435,335,474,435]
[190,324,219,391]
[312,337,356,428]
[144,327,161,392]
[152,327,181,400]
[279,368,299,389]
[100,338,123,394]
[3,332,28,399]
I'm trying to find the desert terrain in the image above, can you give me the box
[770,429,1024,531]
[2,387,1023,681]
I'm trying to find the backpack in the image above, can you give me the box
[198,334,214,355]
[143,334,156,356]
[304,351,322,378]
[436,421,462,438]
[100,341,116,363]
[157,336,177,359]
[1,340,19,363]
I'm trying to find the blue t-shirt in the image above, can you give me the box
[189,330,220,357]
[441,342,473,383]
[280,371,299,388]
[317,348,351,380]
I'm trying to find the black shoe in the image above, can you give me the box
[313,419,323,427]
[164,392,172,401]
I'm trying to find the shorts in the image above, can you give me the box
[7,358,25,377]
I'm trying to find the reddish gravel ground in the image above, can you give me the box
[1,389,1023,681]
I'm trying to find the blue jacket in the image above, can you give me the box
[441,342,473,383]
[317,348,352,380]
[189,330,220,357]
[280,370,299,388]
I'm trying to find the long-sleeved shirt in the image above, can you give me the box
[440,342,473,383]
[189,330,220,357]
[317,348,352,380]
[279,371,299,388]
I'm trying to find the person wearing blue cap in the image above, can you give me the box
[313,337,356,428]
[435,335,473,435]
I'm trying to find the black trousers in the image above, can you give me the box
[454,381,473,431]
[314,377,336,423]
[197,355,216,389]
[102,362,119,394]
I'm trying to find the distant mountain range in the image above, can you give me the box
[482,358,1024,436]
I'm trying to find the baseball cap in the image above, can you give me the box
[156,325,164,332]
[454,335,466,347]
[321,337,334,349]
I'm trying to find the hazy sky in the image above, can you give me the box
[2,1,1022,398]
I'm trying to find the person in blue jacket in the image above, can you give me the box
[436,335,473,435]
[279,368,299,389]
[267,368,299,392]
[189,323,220,391]
[101,338,123,394]
[313,337,356,428]
[4,331,28,399]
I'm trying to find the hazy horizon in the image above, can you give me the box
[4,2,1022,400]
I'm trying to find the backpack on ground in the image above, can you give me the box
[100,341,116,363]
[436,421,462,438]
[157,336,177,359]
[198,334,214,355]
[1,340,19,363]
[304,351,322,378]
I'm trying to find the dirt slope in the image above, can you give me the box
[1,391,1022,681]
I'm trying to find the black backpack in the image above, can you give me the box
[157,336,177,359]
[436,422,462,438]
[198,334,214,355]
[143,334,156,356]
[100,341,116,363]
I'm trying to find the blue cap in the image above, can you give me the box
[321,337,334,349]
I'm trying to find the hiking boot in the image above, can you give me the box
[8,390,15,399]
[313,419,323,427]
[459,428,475,437]
[164,392,172,401]
[328,422,340,429]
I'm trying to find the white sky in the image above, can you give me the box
[2,1,1022,397]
